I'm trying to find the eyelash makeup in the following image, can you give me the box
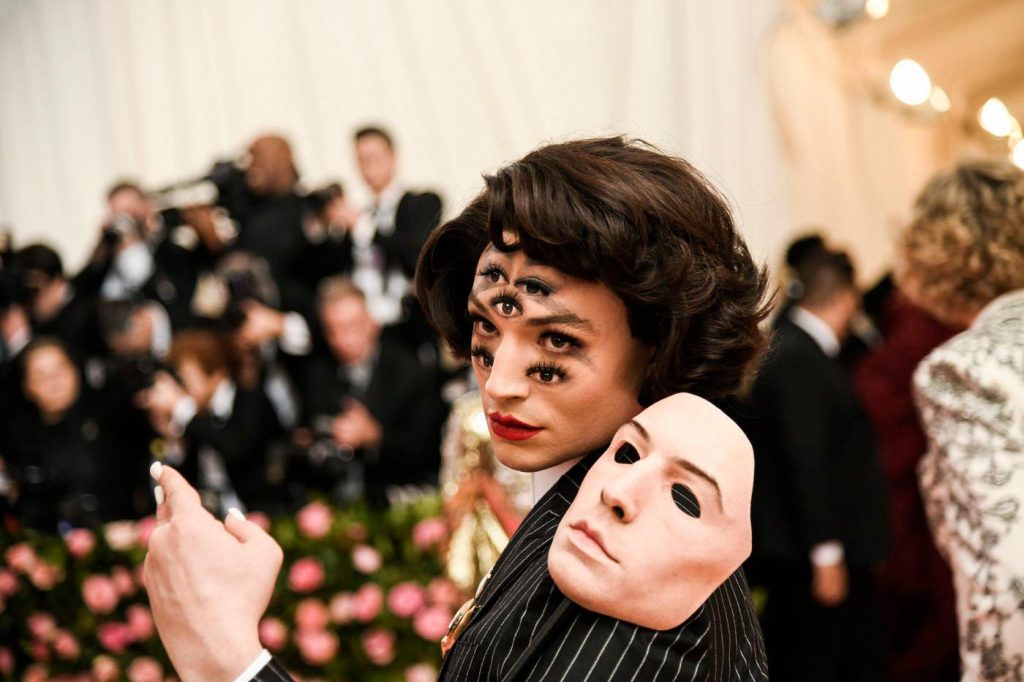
[490,287,522,315]
[526,361,568,383]
[614,442,640,464]
[478,263,506,283]
[470,345,493,368]
[672,484,702,519]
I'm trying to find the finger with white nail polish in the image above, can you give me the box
[154,485,165,506]
[150,461,163,481]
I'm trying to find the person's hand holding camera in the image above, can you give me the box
[235,301,286,350]
[331,399,381,450]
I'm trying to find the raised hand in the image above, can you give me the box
[144,463,283,681]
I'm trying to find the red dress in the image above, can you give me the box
[852,293,959,682]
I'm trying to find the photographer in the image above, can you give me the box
[0,338,152,531]
[138,330,285,514]
[18,243,109,363]
[296,277,444,505]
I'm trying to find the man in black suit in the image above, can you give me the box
[298,277,443,503]
[349,127,442,353]
[733,250,888,681]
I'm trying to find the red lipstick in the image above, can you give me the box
[488,412,543,441]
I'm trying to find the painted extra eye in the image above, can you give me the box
[614,442,640,464]
[672,484,701,519]
[500,301,515,315]
[525,281,542,295]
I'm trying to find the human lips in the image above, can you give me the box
[488,412,543,442]
[568,520,618,563]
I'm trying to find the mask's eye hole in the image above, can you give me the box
[614,442,640,464]
[672,484,701,519]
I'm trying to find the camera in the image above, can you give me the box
[100,212,142,247]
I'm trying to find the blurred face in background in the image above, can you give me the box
[108,187,154,230]
[23,344,80,422]
[321,294,380,366]
[467,246,651,473]
[246,135,297,198]
[355,134,396,196]
[175,356,227,410]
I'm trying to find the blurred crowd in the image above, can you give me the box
[0,126,454,533]
[733,159,1024,681]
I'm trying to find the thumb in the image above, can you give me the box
[223,508,262,544]
[151,462,201,525]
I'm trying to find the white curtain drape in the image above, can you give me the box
[0,0,790,271]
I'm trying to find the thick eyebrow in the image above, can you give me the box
[626,419,724,512]
[525,311,593,330]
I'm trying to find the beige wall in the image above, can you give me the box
[0,0,790,272]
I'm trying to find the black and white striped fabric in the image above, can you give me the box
[439,450,770,681]
[250,657,293,682]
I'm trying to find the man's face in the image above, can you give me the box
[468,246,651,472]
[108,188,153,226]
[548,393,754,630]
[24,346,80,419]
[354,135,396,195]
[321,295,379,366]
[176,358,225,410]
[246,136,296,197]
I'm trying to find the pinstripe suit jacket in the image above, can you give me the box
[439,451,769,681]
[251,451,768,681]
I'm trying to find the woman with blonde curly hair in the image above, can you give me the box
[897,158,1024,681]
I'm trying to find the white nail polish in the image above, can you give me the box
[227,507,245,521]
[154,485,164,505]
[149,461,163,481]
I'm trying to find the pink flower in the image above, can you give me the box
[296,501,333,539]
[82,575,119,614]
[29,562,59,591]
[427,577,463,607]
[412,517,448,550]
[328,591,355,624]
[405,663,438,682]
[352,583,384,622]
[414,605,453,642]
[288,557,325,593]
[27,612,56,641]
[4,542,37,573]
[0,569,17,597]
[387,581,427,618]
[29,640,50,662]
[295,629,338,665]
[92,655,120,681]
[53,630,80,660]
[97,622,133,653]
[258,617,288,652]
[361,628,396,666]
[112,566,137,597]
[294,598,329,632]
[0,646,12,675]
[23,664,48,682]
[247,511,271,532]
[344,522,369,542]
[136,517,158,547]
[127,656,163,682]
[127,605,155,641]
[351,544,382,574]
[104,521,138,550]
[65,528,97,558]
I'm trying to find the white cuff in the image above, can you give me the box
[233,649,271,682]
[169,396,199,438]
[279,312,312,356]
[810,541,844,567]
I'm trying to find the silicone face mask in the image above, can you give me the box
[548,393,754,630]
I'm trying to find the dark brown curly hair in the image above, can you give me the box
[415,136,771,404]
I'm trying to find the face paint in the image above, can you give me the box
[548,393,754,630]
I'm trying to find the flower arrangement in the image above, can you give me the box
[0,494,454,681]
